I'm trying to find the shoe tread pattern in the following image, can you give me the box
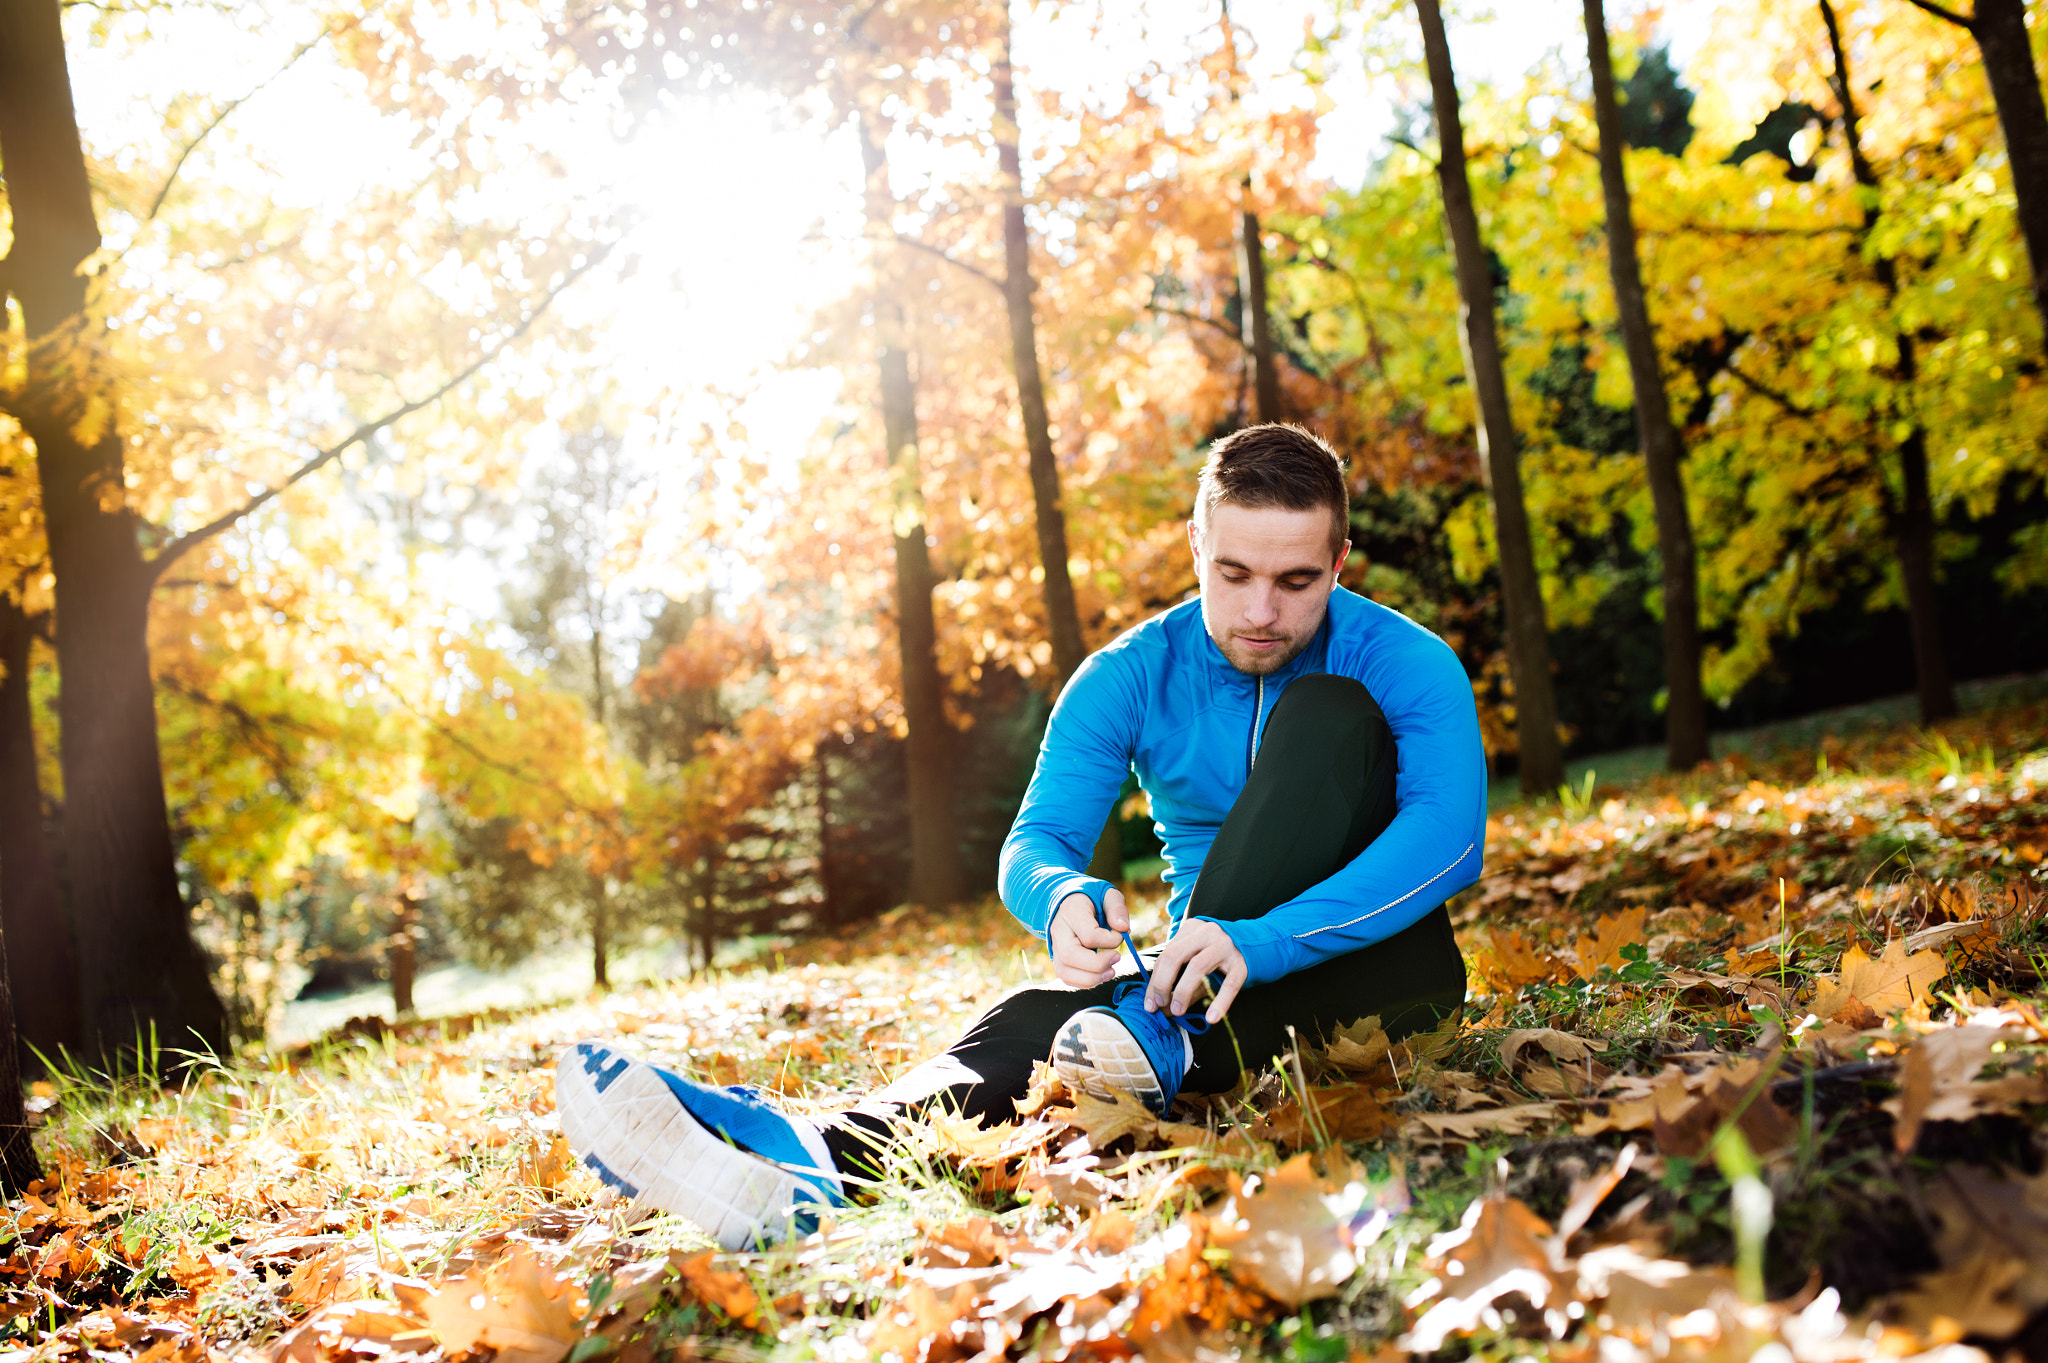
[555,1043,802,1250]
[1049,1010,1164,1111]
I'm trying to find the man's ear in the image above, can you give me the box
[1331,539,1352,583]
[1187,518,1202,568]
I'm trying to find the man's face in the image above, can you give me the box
[1190,502,1349,676]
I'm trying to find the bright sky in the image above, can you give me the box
[69,0,1723,635]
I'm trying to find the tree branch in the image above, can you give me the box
[145,30,328,224]
[1902,0,1976,29]
[145,245,612,583]
[889,231,1004,291]
[1723,361,1817,417]
[1147,302,1247,350]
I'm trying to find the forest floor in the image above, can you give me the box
[10,695,2048,1362]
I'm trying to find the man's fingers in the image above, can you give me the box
[1103,888,1130,934]
[1205,964,1246,1024]
[1144,938,1193,1011]
[1075,922,1122,951]
[1170,948,1225,1015]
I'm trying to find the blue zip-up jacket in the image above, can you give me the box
[997,586,1486,988]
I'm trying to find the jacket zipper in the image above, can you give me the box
[1247,675,1267,772]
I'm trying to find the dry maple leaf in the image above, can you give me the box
[1049,1087,1213,1150]
[1469,929,1565,992]
[1210,1153,1359,1306]
[1810,939,1948,1020]
[1253,1084,1389,1149]
[1410,1103,1561,1139]
[1569,908,1649,980]
[420,1244,582,1363]
[673,1250,760,1328]
[867,1279,974,1362]
[1401,1194,1562,1352]
[1888,1250,2028,1343]
[1885,1024,2048,1151]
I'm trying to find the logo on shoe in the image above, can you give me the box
[574,1041,629,1094]
[1056,1022,1090,1067]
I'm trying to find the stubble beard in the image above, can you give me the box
[1211,624,1313,676]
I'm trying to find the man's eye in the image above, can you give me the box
[1222,573,1249,584]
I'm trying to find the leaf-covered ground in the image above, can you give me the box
[10,700,2048,1362]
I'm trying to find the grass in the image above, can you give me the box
[3,692,2046,1360]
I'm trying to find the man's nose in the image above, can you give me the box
[1244,584,1279,627]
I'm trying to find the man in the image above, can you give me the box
[556,423,1485,1250]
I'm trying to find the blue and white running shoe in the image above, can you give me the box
[554,1040,844,1249]
[1051,981,1195,1115]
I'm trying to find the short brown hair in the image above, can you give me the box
[1195,423,1350,556]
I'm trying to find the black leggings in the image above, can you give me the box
[821,673,1467,1175]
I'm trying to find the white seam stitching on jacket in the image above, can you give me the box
[1291,841,1476,940]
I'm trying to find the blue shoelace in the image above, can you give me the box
[1098,905,1209,1036]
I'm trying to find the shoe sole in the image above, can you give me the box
[554,1041,807,1250]
[1051,1009,1166,1112]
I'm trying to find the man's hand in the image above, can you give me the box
[1144,919,1247,1026]
[1049,888,1129,987]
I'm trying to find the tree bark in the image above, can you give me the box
[857,112,969,909]
[1413,0,1566,794]
[1821,0,1958,722]
[0,599,78,1065]
[1582,0,1710,770]
[1239,208,1282,423]
[389,889,418,1015]
[814,747,837,931]
[0,917,42,1195]
[589,875,609,990]
[1910,0,2048,336]
[993,27,1086,690]
[994,16,1122,885]
[0,0,229,1065]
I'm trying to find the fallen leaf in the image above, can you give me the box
[1888,1250,2027,1343]
[1469,929,1566,992]
[866,1279,975,1362]
[1810,939,1948,1020]
[1210,1154,1359,1306]
[1401,1195,1562,1352]
[1885,1024,2048,1151]
[673,1250,760,1328]
[1570,909,1649,979]
[420,1244,582,1363]
[1253,1084,1390,1148]
[1410,1103,1561,1139]
[1047,1087,1214,1150]
[516,1135,572,1192]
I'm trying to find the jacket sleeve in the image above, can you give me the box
[998,647,1144,943]
[1200,634,1486,986]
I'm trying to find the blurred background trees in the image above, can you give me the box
[3,0,2046,1060]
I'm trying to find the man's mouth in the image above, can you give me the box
[1237,636,1283,648]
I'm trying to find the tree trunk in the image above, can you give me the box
[856,111,968,910]
[814,747,837,931]
[1821,0,1959,722]
[0,599,78,1065]
[1582,0,1710,770]
[389,890,418,1015]
[0,918,42,1195]
[589,874,610,990]
[1957,0,2048,338]
[1238,207,1282,423]
[993,17,1122,885]
[993,27,1086,689]
[0,0,229,1065]
[1413,0,1566,795]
